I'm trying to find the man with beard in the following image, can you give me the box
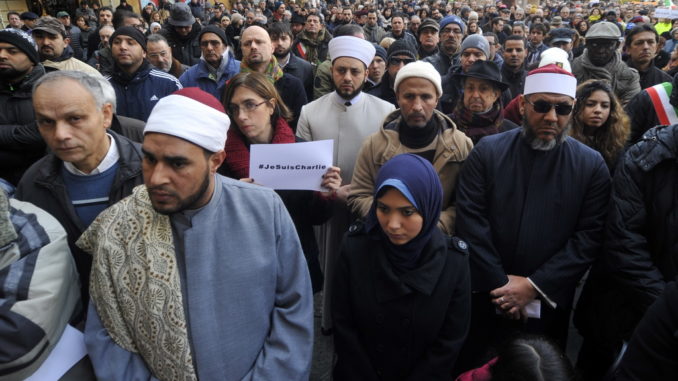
[501,35,528,99]
[297,36,395,333]
[292,13,332,68]
[270,22,313,100]
[241,26,306,130]
[454,64,610,373]
[424,15,466,76]
[160,2,202,66]
[572,21,640,105]
[86,6,113,61]
[79,87,313,381]
[0,29,45,185]
[363,9,386,43]
[32,16,100,75]
[147,33,188,80]
[179,25,239,99]
[106,27,182,121]
[417,18,440,59]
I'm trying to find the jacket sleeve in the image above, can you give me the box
[84,301,161,381]
[0,121,45,152]
[331,237,380,381]
[438,199,457,236]
[348,136,378,218]
[455,143,510,291]
[529,158,611,304]
[604,156,665,310]
[619,69,642,106]
[313,62,334,100]
[407,251,471,380]
[241,196,313,381]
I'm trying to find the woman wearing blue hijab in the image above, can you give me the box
[332,153,472,380]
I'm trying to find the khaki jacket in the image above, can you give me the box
[348,109,473,235]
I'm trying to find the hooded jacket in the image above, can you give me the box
[572,50,641,104]
[160,22,203,66]
[179,48,240,99]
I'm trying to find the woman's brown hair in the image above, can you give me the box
[222,72,293,123]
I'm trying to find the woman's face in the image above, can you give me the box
[469,22,478,33]
[376,188,423,246]
[76,17,86,28]
[221,17,231,27]
[152,12,160,22]
[228,86,275,144]
[581,90,611,129]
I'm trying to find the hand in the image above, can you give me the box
[334,184,351,203]
[490,275,537,319]
[320,166,342,195]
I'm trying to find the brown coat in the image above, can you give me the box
[348,109,473,235]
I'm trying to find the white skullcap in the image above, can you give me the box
[328,36,376,67]
[144,88,230,152]
[524,64,577,98]
[393,61,443,97]
[539,47,572,73]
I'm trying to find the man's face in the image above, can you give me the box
[485,36,497,59]
[463,77,500,112]
[561,8,570,18]
[331,56,367,100]
[515,10,525,19]
[147,40,172,72]
[305,15,321,33]
[460,48,486,72]
[432,9,441,20]
[391,17,404,33]
[500,10,510,20]
[367,12,378,26]
[22,18,37,29]
[586,38,618,66]
[551,39,573,52]
[606,13,616,22]
[99,10,113,26]
[174,24,192,37]
[493,20,504,33]
[200,32,226,66]
[503,39,526,69]
[512,25,525,36]
[111,35,146,70]
[33,79,113,173]
[520,92,574,150]
[529,29,544,45]
[368,55,386,83]
[241,26,273,67]
[396,77,439,128]
[0,42,34,80]
[342,9,352,22]
[33,31,68,61]
[440,23,463,55]
[142,133,220,215]
[409,17,421,33]
[276,4,285,14]
[628,31,657,67]
[99,27,114,47]
[387,54,415,80]
[419,27,439,51]
[58,15,71,27]
[8,14,21,28]
[246,12,255,24]
[271,32,292,58]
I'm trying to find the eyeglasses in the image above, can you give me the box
[525,98,573,115]
[227,100,268,115]
[389,57,415,65]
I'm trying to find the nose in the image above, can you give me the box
[147,162,170,187]
[53,121,72,142]
[386,214,402,231]
[543,105,558,122]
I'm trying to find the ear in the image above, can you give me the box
[102,103,114,129]
[519,94,526,116]
[209,150,227,173]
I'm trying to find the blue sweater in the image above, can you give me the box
[61,162,119,227]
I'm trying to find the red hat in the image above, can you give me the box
[524,64,577,98]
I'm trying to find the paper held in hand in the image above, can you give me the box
[249,140,334,191]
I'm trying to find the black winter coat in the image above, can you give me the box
[15,131,144,315]
[275,73,308,132]
[332,226,471,381]
[366,72,397,108]
[283,53,314,102]
[160,22,203,66]
[0,64,46,185]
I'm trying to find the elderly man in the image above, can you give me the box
[297,36,395,333]
[86,6,113,61]
[106,27,182,121]
[0,29,46,185]
[15,70,144,315]
[424,15,466,76]
[32,16,100,75]
[79,87,313,381]
[440,34,490,113]
[241,25,307,130]
[160,2,202,66]
[147,33,188,79]
[417,18,440,59]
[454,64,610,372]
[572,21,640,104]
[292,13,332,67]
[179,25,239,99]
[350,61,472,235]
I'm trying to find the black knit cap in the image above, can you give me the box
[199,25,228,45]
[387,39,417,61]
[110,26,147,51]
[0,29,39,64]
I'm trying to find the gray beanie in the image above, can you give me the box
[460,34,490,58]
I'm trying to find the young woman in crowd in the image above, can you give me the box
[576,19,589,36]
[468,21,480,35]
[332,153,470,380]
[220,72,342,293]
[570,80,630,172]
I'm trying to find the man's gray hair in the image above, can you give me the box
[33,70,117,113]
[147,33,169,45]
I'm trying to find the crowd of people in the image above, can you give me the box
[2,0,678,379]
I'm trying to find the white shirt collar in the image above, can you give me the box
[63,134,119,176]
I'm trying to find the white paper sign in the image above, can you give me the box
[26,325,87,381]
[654,7,678,19]
[249,140,334,191]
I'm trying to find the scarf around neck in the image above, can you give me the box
[224,117,296,179]
[451,101,504,144]
[240,56,284,83]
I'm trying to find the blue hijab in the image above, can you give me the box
[366,154,443,272]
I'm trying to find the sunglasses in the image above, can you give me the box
[389,57,415,65]
[525,99,573,116]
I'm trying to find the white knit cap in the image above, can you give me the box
[524,64,577,98]
[328,36,376,67]
[538,47,572,73]
[144,88,230,152]
[393,61,443,96]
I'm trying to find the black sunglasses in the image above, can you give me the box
[389,57,415,65]
[525,99,573,115]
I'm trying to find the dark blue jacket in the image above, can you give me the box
[179,50,240,100]
[106,61,182,122]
